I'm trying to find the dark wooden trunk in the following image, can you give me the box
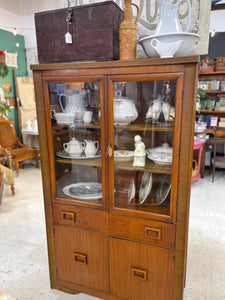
[35,1,123,64]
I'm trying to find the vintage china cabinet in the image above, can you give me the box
[31,56,199,300]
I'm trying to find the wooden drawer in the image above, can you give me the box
[52,203,108,233]
[54,225,109,292]
[110,238,174,300]
[109,214,175,248]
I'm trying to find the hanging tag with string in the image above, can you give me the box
[65,10,73,44]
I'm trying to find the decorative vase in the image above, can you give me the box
[119,0,139,60]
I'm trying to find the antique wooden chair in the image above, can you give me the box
[211,127,225,182]
[0,148,15,195]
[0,167,5,203]
[0,117,39,175]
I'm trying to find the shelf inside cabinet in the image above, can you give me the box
[114,123,174,132]
[55,157,102,167]
[116,200,170,216]
[114,160,171,174]
[53,123,101,129]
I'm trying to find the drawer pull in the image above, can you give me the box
[145,227,161,240]
[74,252,87,265]
[131,267,147,281]
[62,211,76,223]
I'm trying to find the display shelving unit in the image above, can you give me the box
[31,56,199,300]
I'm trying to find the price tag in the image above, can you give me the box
[65,32,72,44]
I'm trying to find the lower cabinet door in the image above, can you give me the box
[110,238,174,300]
[54,225,109,293]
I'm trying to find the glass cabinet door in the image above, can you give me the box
[48,80,105,206]
[110,76,182,220]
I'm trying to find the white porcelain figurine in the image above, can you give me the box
[133,135,146,167]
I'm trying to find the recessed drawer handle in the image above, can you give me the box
[145,226,161,240]
[62,211,76,223]
[74,252,87,265]
[131,267,147,281]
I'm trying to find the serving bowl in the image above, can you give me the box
[146,143,173,165]
[139,32,200,58]
[53,112,76,124]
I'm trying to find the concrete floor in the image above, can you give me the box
[0,167,225,300]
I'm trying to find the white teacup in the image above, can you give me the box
[83,111,93,124]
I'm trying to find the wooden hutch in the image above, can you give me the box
[31,56,199,300]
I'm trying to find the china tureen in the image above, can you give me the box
[146,143,173,165]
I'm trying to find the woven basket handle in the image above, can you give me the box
[131,3,139,24]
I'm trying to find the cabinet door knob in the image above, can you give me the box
[62,211,76,223]
[74,252,87,264]
[131,267,147,281]
[107,143,113,158]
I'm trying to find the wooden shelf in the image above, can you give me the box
[53,123,174,132]
[53,123,101,129]
[199,71,225,76]
[114,160,172,174]
[114,123,174,132]
[56,156,171,174]
[206,91,225,95]
[198,110,225,116]
[55,157,102,167]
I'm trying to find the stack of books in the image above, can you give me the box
[215,95,225,111]
[219,117,225,127]
[215,94,225,111]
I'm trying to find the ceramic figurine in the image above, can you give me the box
[146,96,162,122]
[133,135,146,167]
[169,106,175,121]
[26,119,33,131]
[162,101,171,122]
[32,119,38,131]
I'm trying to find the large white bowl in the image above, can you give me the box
[139,32,200,58]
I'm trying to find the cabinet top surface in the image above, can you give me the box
[31,56,199,71]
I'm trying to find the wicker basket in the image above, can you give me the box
[192,159,198,178]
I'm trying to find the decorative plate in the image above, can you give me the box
[156,176,171,205]
[56,150,101,160]
[114,150,134,162]
[63,182,102,200]
[139,172,153,205]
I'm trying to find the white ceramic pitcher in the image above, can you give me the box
[59,90,84,121]
[84,140,99,157]
[154,0,191,35]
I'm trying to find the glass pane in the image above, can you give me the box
[113,80,176,217]
[49,81,103,205]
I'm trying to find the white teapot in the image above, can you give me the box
[114,94,138,125]
[84,140,99,157]
[63,138,85,156]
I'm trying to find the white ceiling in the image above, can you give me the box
[0,0,60,16]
